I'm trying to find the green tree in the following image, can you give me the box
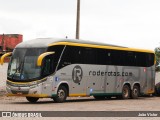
[155,47,160,65]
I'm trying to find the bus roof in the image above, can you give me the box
[16,38,124,48]
[16,38,154,53]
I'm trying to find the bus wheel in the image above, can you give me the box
[131,85,139,99]
[122,85,130,99]
[53,86,67,103]
[93,96,105,100]
[26,97,39,103]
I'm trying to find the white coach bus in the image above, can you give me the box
[1,38,155,103]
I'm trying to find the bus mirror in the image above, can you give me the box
[37,52,55,66]
[0,52,12,65]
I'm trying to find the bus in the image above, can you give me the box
[1,38,155,103]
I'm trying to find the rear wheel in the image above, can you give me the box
[131,85,140,99]
[53,86,67,103]
[26,97,39,103]
[122,85,130,99]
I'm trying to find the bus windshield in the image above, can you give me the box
[7,48,46,81]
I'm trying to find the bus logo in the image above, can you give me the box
[72,65,83,83]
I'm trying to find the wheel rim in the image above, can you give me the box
[133,88,138,96]
[123,88,128,98]
[58,89,65,99]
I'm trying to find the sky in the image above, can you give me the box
[0,0,160,50]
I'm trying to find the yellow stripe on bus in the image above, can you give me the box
[69,93,88,97]
[48,42,154,53]
[7,78,47,85]
[6,93,49,98]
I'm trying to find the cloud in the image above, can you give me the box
[0,16,31,34]
[0,0,76,15]
[0,0,160,50]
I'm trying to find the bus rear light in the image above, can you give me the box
[144,68,146,72]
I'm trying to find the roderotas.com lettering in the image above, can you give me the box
[89,70,132,77]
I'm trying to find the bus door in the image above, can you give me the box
[40,53,55,95]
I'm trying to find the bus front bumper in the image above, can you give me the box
[6,83,49,98]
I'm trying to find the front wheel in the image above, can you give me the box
[53,86,67,103]
[26,97,39,103]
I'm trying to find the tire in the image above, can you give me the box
[131,85,139,99]
[122,85,130,99]
[53,86,67,103]
[93,96,105,100]
[26,97,39,103]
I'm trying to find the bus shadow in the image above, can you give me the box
[9,96,154,104]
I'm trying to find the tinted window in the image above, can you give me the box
[48,45,64,63]
[57,46,155,68]
[42,55,55,77]
[83,48,96,64]
[58,46,82,69]
[96,49,110,65]
[146,53,155,67]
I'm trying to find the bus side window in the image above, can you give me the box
[136,52,147,67]
[58,46,82,69]
[95,48,110,65]
[82,48,96,64]
[110,50,124,66]
[125,52,136,66]
[42,55,54,77]
[146,53,154,67]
